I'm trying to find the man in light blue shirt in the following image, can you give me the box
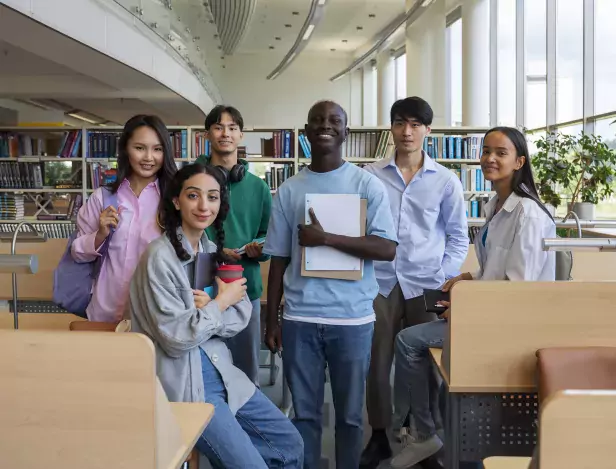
[264,100,398,469]
[360,96,468,468]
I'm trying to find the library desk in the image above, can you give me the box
[482,457,530,469]
[430,281,616,469]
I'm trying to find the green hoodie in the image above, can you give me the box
[195,155,272,301]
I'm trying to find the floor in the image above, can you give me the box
[198,351,424,469]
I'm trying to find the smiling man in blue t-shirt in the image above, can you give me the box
[263,100,398,469]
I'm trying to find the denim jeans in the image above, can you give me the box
[282,319,374,469]
[226,298,261,385]
[196,349,303,468]
[393,319,446,440]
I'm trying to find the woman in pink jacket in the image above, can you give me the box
[71,114,177,322]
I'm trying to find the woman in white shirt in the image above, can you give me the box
[389,127,556,468]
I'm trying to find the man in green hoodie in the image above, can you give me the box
[196,105,272,385]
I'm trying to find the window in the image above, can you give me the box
[395,53,407,100]
[595,0,616,115]
[556,0,584,123]
[497,0,516,126]
[447,18,462,126]
[525,0,547,130]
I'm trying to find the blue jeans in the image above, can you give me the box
[282,319,374,469]
[196,349,303,468]
[226,298,261,385]
[393,319,446,440]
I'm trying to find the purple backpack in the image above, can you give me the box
[53,188,118,317]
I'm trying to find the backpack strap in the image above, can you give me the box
[93,187,118,280]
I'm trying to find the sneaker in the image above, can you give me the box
[359,432,392,469]
[390,434,443,469]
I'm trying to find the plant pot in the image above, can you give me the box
[572,202,595,220]
[545,204,556,216]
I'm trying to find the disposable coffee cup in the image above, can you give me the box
[217,264,244,283]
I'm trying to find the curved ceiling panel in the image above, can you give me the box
[208,0,258,55]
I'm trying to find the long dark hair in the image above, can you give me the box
[109,114,177,198]
[159,163,229,264]
[485,126,554,221]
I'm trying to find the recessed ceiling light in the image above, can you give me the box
[275,37,281,40]
[292,11,299,15]
[356,26,363,30]
[369,14,376,18]
[330,48,336,51]
[285,24,292,28]
[342,39,348,43]
[269,45,275,49]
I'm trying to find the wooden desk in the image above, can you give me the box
[433,281,616,469]
[429,348,449,386]
[582,227,616,238]
[483,457,531,469]
[170,403,213,469]
[0,330,212,469]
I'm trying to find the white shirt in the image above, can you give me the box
[473,192,556,281]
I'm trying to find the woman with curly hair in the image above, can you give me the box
[128,163,303,468]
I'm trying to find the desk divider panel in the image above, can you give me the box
[0,330,191,469]
[448,281,616,392]
[540,390,616,469]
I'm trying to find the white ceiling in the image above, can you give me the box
[0,5,206,125]
[223,0,405,55]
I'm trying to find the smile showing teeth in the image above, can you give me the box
[318,134,333,139]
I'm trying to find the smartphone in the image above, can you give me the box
[423,289,451,314]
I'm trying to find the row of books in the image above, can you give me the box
[87,130,188,159]
[299,130,394,160]
[0,194,25,220]
[0,161,44,189]
[449,167,492,192]
[90,164,117,189]
[0,221,76,238]
[264,164,295,190]
[424,135,484,160]
[466,198,490,218]
[0,130,81,159]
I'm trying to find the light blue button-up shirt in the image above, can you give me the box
[364,153,469,299]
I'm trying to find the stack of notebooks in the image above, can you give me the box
[0,194,24,220]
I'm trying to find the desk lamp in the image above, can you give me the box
[0,222,48,329]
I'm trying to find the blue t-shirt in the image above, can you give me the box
[263,162,398,322]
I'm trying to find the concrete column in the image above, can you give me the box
[349,69,364,126]
[405,0,447,125]
[362,60,377,126]
[462,0,490,126]
[377,50,396,126]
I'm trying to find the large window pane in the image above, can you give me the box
[595,0,616,115]
[556,0,584,123]
[595,118,616,150]
[525,0,546,129]
[497,0,516,126]
[448,18,462,127]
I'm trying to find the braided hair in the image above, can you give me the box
[158,163,230,264]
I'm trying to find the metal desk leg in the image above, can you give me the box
[445,391,460,469]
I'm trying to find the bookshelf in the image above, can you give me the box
[0,124,492,231]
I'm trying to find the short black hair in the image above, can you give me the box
[204,105,244,131]
[390,97,434,126]
[308,100,348,126]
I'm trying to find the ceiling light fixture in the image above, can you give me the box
[67,113,99,125]
[303,24,315,40]
[267,0,329,80]
[329,0,429,82]
[421,0,435,6]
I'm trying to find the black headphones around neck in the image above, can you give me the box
[215,163,246,184]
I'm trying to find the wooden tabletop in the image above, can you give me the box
[582,227,616,238]
[429,348,449,387]
[483,456,531,469]
[169,402,214,469]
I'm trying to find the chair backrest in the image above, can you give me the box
[540,390,616,469]
[447,281,616,392]
[0,330,181,469]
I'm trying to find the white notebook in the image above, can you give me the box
[304,193,361,271]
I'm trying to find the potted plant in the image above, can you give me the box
[532,132,616,219]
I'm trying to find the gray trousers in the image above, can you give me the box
[366,283,437,429]
[226,298,261,385]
